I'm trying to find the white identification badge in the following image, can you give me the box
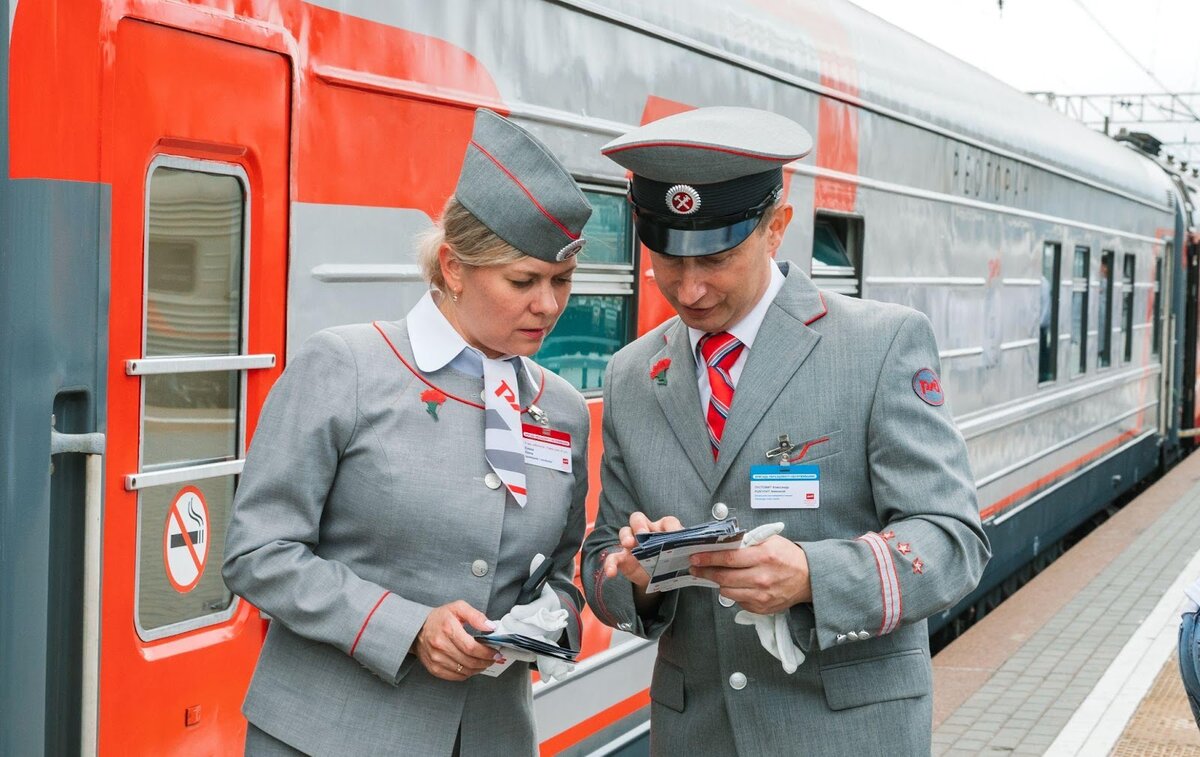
[522,423,572,473]
[750,465,820,509]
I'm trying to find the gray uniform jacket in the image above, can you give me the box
[223,320,588,757]
[582,263,990,756]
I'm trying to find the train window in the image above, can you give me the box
[1071,246,1090,376]
[147,240,197,294]
[1098,250,1114,368]
[1152,254,1164,357]
[134,160,249,638]
[536,187,635,395]
[1122,254,1135,363]
[1039,242,1061,383]
[811,213,862,298]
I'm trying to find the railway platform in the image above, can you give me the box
[932,450,1200,755]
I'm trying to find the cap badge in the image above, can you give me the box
[666,184,701,215]
[555,238,586,262]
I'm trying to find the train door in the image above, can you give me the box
[1184,234,1200,437]
[98,20,289,754]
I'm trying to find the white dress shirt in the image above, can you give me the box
[406,290,538,387]
[407,290,486,378]
[688,262,786,414]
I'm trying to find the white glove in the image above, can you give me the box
[534,653,575,683]
[734,610,803,674]
[491,582,568,639]
[489,554,576,682]
[726,523,805,674]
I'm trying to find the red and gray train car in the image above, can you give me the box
[3,0,1199,754]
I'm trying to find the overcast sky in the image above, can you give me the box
[847,0,1200,159]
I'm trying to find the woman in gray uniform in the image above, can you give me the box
[223,109,592,757]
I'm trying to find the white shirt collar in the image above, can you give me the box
[407,290,477,373]
[688,261,786,361]
[407,291,529,380]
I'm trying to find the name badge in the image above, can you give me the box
[522,423,572,473]
[750,465,819,509]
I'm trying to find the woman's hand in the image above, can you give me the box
[414,601,503,681]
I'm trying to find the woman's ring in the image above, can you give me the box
[456,663,464,674]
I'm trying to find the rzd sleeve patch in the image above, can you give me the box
[912,368,945,406]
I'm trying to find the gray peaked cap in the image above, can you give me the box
[601,106,813,184]
[601,106,812,256]
[454,109,592,262]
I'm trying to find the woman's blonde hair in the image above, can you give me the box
[417,197,525,292]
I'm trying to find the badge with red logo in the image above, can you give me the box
[665,184,701,215]
[912,368,944,407]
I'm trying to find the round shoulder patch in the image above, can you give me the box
[912,368,945,406]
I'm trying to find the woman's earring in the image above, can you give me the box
[451,290,459,302]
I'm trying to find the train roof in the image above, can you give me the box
[588,0,1173,208]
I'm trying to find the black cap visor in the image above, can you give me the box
[634,212,765,256]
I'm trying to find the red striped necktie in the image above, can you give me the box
[699,331,745,460]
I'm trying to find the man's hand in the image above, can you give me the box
[689,536,812,614]
[414,601,503,681]
[603,511,684,590]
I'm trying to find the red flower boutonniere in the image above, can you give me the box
[420,388,447,420]
[650,358,671,386]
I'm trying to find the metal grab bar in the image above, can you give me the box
[51,427,105,757]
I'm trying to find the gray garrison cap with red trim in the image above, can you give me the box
[455,109,592,262]
[602,106,813,257]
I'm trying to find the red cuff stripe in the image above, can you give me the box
[858,533,901,635]
[592,568,618,627]
[556,589,582,638]
[875,533,901,634]
[858,534,890,635]
[351,591,391,657]
[876,534,901,633]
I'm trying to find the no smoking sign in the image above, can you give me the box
[163,486,209,593]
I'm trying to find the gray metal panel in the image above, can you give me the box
[1,179,111,756]
[288,202,433,358]
[1,13,111,742]
[307,0,1173,213]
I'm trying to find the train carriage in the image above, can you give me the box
[2,0,1198,754]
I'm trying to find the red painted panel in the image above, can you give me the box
[8,1,104,180]
[100,19,289,754]
[295,3,502,210]
[9,0,502,216]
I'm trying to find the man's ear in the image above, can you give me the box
[766,204,794,256]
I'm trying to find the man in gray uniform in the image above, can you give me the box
[581,106,990,754]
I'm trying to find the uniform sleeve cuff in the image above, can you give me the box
[800,538,886,651]
[350,592,433,685]
[592,569,678,640]
[554,586,585,650]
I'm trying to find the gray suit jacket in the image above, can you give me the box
[582,264,989,756]
[223,320,588,757]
